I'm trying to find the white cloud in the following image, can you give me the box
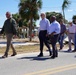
[67,9,73,12]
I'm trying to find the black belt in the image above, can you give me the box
[40,30,47,32]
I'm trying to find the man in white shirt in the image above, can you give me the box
[72,25,76,52]
[67,22,75,52]
[38,13,51,57]
[48,16,60,59]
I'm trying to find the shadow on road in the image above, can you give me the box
[0,57,4,59]
[74,56,76,58]
[17,56,50,61]
[58,50,73,53]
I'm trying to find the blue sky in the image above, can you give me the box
[0,0,76,27]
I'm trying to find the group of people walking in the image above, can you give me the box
[38,13,60,59]
[38,12,76,59]
[0,11,76,59]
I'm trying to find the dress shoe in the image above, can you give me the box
[67,49,72,52]
[72,50,76,52]
[37,53,43,57]
[50,56,55,59]
[2,55,8,58]
[55,55,58,57]
[11,53,17,56]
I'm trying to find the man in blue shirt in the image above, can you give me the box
[58,20,66,50]
[48,16,60,59]
[38,13,51,57]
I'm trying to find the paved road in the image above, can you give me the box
[0,49,76,75]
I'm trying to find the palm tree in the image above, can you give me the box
[46,12,63,23]
[62,0,71,23]
[19,0,42,41]
[72,15,76,24]
[12,13,19,23]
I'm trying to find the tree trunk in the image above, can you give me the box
[63,9,65,23]
[29,19,32,41]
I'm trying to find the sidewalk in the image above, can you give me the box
[0,36,70,47]
[0,37,39,47]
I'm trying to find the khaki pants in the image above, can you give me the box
[5,34,16,55]
[68,33,75,50]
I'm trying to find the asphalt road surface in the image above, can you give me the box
[0,49,76,75]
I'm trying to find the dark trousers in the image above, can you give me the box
[58,34,64,49]
[39,30,50,53]
[50,34,59,57]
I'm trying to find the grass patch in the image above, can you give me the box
[0,43,71,55]
[0,44,48,55]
